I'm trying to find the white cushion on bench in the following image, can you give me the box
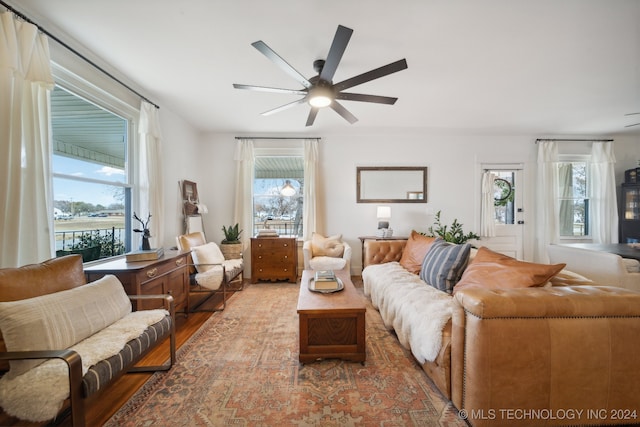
[0,308,167,422]
[0,275,131,377]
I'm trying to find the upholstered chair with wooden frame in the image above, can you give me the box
[303,232,352,273]
[176,232,244,312]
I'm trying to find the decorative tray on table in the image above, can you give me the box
[309,277,344,293]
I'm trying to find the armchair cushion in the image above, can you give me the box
[0,275,131,377]
[310,233,344,257]
[191,242,225,273]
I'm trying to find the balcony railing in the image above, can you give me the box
[55,227,126,261]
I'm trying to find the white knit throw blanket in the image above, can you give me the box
[0,309,168,422]
[363,262,454,363]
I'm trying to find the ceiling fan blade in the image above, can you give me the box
[334,59,408,92]
[252,41,312,89]
[625,123,640,128]
[261,97,308,116]
[233,84,307,95]
[319,25,353,83]
[335,92,398,105]
[306,107,319,127]
[330,100,358,124]
[625,112,640,116]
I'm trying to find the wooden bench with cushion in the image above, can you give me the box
[0,255,176,426]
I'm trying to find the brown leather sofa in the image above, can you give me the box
[363,239,640,427]
[0,255,176,427]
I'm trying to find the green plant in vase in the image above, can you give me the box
[221,223,243,259]
[424,211,480,245]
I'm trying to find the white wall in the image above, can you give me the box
[192,130,639,273]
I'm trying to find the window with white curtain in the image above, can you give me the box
[253,147,304,238]
[558,155,590,238]
[51,85,134,260]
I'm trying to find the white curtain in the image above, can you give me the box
[303,139,318,240]
[0,12,55,267]
[234,139,254,255]
[590,141,618,243]
[138,101,164,248]
[480,172,496,237]
[535,141,560,262]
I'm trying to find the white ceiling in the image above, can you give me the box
[9,0,640,136]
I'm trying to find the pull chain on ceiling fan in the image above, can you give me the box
[233,25,408,127]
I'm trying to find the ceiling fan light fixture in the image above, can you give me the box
[308,86,333,108]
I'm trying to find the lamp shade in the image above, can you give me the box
[377,206,391,219]
[280,180,296,196]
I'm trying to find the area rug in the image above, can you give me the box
[106,282,466,426]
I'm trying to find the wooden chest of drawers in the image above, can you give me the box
[84,249,189,312]
[251,237,297,283]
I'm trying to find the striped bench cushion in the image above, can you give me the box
[82,314,172,396]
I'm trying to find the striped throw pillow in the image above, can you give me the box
[419,238,471,293]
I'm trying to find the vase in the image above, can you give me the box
[221,242,243,259]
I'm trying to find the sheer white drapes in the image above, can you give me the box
[138,101,164,248]
[0,12,55,267]
[234,139,255,253]
[480,172,496,237]
[303,139,318,240]
[535,141,560,262]
[590,141,618,243]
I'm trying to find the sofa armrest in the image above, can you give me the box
[128,294,176,366]
[362,239,406,268]
[0,349,85,426]
[451,285,640,426]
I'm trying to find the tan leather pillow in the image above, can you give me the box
[399,230,436,274]
[453,246,565,294]
[311,233,344,257]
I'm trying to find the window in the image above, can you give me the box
[253,153,304,238]
[52,86,132,260]
[491,170,516,225]
[558,158,589,237]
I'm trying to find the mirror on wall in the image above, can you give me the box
[356,166,428,203]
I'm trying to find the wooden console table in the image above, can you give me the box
[84,249,189,312]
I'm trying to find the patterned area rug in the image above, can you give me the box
[106,283,466,426]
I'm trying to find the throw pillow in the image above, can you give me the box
[399,230,437,274]
[0,275,131,377]
[419,238,471,293]
[311,233,345,258]
[191,242,225,273]
[453,246,566,294]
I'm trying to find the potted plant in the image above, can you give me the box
[424,211,480,245]
[221,223,243,259]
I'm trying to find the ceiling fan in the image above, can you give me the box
[233,25,408,127]
[626,112,640,128]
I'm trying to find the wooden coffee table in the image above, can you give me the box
[297,270,366,363]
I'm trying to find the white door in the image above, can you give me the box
[480,166,524,259]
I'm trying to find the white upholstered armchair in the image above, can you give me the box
[303,233,351,273]
[547,244,640,291]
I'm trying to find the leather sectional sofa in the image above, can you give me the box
[362,233,640,427]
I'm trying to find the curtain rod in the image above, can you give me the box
[235,137,321,140]
[535,138,613,143]
[0,1,160,110]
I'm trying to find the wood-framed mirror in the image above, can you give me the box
[356,166,428,203]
